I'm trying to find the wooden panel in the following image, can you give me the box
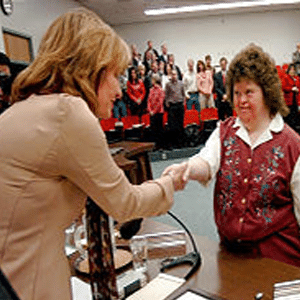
[3,30,32,63]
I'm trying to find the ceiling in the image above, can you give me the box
[74,0,300,26]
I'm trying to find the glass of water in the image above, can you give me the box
[129,235,148,273]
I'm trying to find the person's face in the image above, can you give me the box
[168,55,174,64]
[148,41,153,49]
[162,44,167,55]
[198,62,204,72]
[188,60,194,71]
[220,60,227,71]
[96,68,122,119]
[151,61,158,72]
[131,68,137,80]
[139,67,145,77]
[206,58,211,66]
[131,45,138,56]
[171,70,177,82]
[166,64,172,75]
[288,66,296,77]
[158,60,165,71]
[233,78,269,127]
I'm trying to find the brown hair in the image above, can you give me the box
[11,8,130,116]
[196,60,206,73]
[226,43,288,117]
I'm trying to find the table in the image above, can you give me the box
[135,219,300,300]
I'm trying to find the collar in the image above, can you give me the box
[233,113,284,149]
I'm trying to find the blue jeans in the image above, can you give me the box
[186,93,200,111]
[113,99,127,119]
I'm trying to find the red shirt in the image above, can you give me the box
[126,79,146,104]
[282,73,300,106]
[147,85,165,114]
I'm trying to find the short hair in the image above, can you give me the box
[11,8,130,116]
[205,54,212,61]
[226,43,289,117]
[219,57,227,65]
[0,53,10,68]
[152,73,161,85]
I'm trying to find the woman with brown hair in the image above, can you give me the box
[282,63,300,131]
[0,8,185,300]
[164,44,300,267]
[196,59,215,110]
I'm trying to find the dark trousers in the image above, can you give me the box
[216,99,233,121]
[167,103,184,148]
[284,92,299,132]
[150,113,164,149]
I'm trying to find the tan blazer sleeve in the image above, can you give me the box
[57,96,174,222]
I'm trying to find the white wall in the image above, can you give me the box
[114,9,300,73]
[0,2,299,73]
[0,0,81,58]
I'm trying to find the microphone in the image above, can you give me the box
[119,218,143,240]
[160,211,201,280]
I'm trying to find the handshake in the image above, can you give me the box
[161,156,210,191]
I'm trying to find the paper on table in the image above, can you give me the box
[176,291,209,300]
[127,273,185,300]
[71,276,92,300]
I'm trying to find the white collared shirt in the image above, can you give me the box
[183,70,197,98]
[194,113,300,224]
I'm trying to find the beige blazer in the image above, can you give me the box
[0,94,174,300]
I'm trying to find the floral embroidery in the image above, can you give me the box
[218,140,285,223]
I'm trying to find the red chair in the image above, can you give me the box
[184,109,201,147]
[100,117,117,131]
[184,109,200,127]
[141,114,151,127]
[100,117,122,143]
[200,108,218,121]
[121,115,143,141]
[163,112,168,127]
[121,115,141,130]
[199,108,218,144]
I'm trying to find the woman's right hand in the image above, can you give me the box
[162,161,190,190]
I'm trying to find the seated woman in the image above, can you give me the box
[164,44,300,268]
